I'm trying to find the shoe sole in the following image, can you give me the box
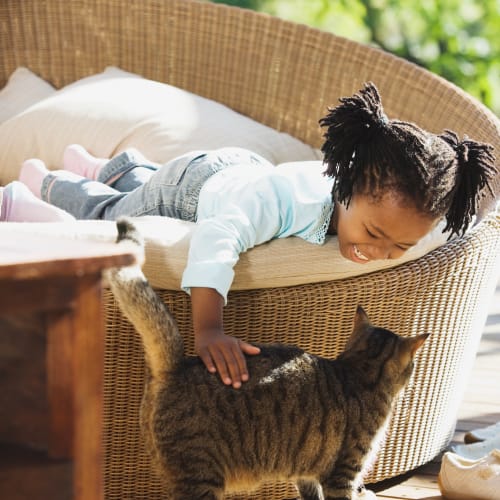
[438,472,495,500]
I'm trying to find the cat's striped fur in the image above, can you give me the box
[106,218,428,500]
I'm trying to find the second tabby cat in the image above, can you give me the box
[106,218,428,500]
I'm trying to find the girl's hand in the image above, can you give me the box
[195,329,260,389]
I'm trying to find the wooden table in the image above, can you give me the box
[0,230,136,500]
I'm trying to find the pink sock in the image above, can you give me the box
[63,144,108,180]
[18,158,50,198]
[0,181,76,222]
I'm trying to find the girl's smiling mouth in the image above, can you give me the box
[352,244,369,262]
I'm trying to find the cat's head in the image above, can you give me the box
[340,306,429,390]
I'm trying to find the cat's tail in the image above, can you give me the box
[106,218,184,377]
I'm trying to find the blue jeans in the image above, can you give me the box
[42,147,272,221]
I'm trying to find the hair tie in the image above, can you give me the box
[365,111,389,132]
[379,112,389,126]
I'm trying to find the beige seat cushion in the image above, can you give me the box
[0,216,452,291]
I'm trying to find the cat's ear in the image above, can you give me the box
[345,306,372,350]
[353,305,371,331]
[406,333,430,357]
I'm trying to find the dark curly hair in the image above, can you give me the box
[319,82,496,237]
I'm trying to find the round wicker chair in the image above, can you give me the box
[1,0,499,499]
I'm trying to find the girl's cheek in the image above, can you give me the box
[390,248,407,259]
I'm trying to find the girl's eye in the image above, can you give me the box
[366,228,377,238]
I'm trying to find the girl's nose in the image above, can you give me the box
[389,247,407,260]
[370,244,408,260]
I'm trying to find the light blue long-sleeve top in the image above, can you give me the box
[181,160,335,302]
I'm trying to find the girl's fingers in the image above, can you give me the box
[200,338,261,389]
[229,344,248,387]
[222,347,243,389]
[241,341,261,355]
[210,348,233,386]
[199,349,217,374]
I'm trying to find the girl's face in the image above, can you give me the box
[330,193,438,263]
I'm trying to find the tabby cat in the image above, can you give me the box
[106,218,428,500]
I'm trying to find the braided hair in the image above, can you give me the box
[319,82,496,237]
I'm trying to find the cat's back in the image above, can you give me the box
[173,343,318,394]
[154,342,340,429]
[151,343,346,484]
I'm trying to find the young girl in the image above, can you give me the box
[7,82,496,388]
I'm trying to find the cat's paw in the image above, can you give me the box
[355,487,378,499]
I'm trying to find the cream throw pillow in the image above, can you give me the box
[0,67,56,124]
[0,67,321,184]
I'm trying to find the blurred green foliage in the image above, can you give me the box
[210,0,500,115]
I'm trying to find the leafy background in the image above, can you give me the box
[209,0,500,116]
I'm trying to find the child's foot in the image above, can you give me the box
[18,158,51,198]
[438,449,500,500]
[63,144,107,180]
[0,181,76,222]
[465,422,500,444]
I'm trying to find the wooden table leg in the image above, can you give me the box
[72,274,104,500]
[46,274,105,500]
[47,309,75,458]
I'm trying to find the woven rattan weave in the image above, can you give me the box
[1,0,499,498]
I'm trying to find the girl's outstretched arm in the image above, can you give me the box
[190,287,260,388]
